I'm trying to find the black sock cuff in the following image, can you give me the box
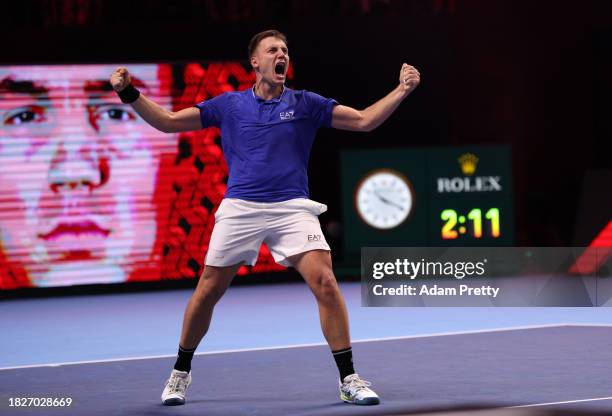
[179,345,197,353]
[332,347,352,355]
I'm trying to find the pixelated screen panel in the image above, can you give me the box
[0,62,293,289]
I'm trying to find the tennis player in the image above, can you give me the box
[110,29,420,407]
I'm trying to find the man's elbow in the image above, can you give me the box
[355,110,376,132]
[359,118,375,133]
[159,112,177,133]
[363,123,376,133]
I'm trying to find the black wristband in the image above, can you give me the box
[117,83,140,104]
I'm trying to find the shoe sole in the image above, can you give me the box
[340,394,380,405]
[162,397,185,406]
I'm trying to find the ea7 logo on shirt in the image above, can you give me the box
[280,111,295,120]
[308,234,321,241]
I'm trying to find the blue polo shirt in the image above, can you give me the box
[195,87,337,202]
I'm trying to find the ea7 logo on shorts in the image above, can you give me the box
[308,234,321,241]
[280,111,294,120]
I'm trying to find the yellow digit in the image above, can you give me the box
[468,208,482,238]
[486,208,501,238]
[441,209,458,239]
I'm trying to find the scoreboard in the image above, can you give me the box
[341,146,514,258]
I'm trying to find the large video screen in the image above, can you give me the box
[0,63,291,289]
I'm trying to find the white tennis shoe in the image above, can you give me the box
[161,369,191,405]
[339,373,380,405]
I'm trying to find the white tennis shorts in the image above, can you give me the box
[205,198,331,267]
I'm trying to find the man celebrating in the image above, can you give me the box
[110,29,420,407]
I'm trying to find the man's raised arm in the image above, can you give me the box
[331,63,420,132]
[110,67,202,133]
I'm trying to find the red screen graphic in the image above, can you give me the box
[0,62,292,289]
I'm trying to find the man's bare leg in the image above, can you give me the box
[179,263,243,349]
[290,250,350,351]
[162,263,242,405]
[290,249,379,405]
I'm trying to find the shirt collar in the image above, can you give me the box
[252,84,286,103]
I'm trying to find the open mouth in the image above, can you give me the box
[274,62,286,75]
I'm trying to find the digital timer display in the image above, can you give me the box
[441,208,501,239]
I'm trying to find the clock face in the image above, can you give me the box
[355,170,414,230]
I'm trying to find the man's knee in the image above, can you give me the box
[311,268,342,304]
[194,267,233,303]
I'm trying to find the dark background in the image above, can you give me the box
[2,0,611,249]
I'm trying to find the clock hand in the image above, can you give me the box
[374,191,405,211]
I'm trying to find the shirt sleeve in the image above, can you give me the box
[303,90,338,128]
[194,93,227,128]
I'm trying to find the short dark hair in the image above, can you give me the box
[248,30,288,61]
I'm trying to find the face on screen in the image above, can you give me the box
[0,64,175,286]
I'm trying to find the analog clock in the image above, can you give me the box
[355,169,414,230]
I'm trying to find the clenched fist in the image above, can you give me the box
[399,64,420,93]
[110,67,132,92]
